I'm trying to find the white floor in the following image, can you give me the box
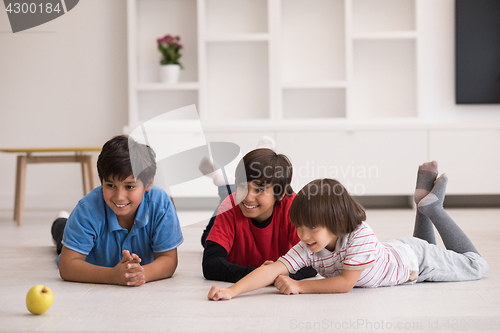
[1,208,499,332]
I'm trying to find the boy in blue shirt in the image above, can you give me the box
[51,135,183,286]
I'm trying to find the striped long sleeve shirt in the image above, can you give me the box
[278,222,417,287]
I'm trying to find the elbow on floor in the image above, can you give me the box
[202,265,216,281]
[58,267,71,282]
[339,284,355,294]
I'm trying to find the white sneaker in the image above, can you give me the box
[257,135,276,151]
[198,156,215,176]
[52,211,69,246]
[55,210,70,220]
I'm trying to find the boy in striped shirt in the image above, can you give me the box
[208,162,489,300]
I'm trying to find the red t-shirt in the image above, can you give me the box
[206,193,300,268]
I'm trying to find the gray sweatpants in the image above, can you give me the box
[396,236,489,283]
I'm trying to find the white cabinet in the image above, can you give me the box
[429,128,500,195]
[277,129,427,196]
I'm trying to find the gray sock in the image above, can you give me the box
[418,174,479,255]
[413,161,438,245]
[414,161,438,204]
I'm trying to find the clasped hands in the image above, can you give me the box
[114,250,146,287]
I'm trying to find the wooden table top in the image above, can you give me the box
[0,147,102,153]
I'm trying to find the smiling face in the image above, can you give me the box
[296,225,338,253]
[236,181,278,223]
[102,175,151,226]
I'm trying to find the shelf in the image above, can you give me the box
[135,0,198,84]
[137,90,199,122]
[351,40,417,119]
[352,31,417,40]
[281,0,345,82]
[206,42,269,121]
[125,118,500,136]
[136,82,200,91]
[205,33,270,43]
[282,81,347,89]
[125,118,432,134]
[352,0,415,33]
[206,0,268,35]
[282,88,346,119]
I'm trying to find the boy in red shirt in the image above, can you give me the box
[202,148,316,282]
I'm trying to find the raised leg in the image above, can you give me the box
[413,161,438,244]
[418,174,479,255]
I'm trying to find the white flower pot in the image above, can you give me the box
[160,64,181,83]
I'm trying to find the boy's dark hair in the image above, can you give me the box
[289,179,366,236]
[235,148,293,204]
[97,135,156,187]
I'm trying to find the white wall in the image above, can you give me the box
[0,0,499,212]
[0,0,128,210]
[419,0,500,121]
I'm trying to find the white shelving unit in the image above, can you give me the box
[126,0,500,198]
[127,0,420,127]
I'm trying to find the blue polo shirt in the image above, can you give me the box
[58,186,183,267]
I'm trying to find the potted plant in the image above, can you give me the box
[157,34,183,83]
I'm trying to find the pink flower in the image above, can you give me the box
[157,34,183,68]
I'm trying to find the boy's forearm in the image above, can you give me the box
[229,262,288,297]
[297,275,354,294]
[202,251,256,283]
[59,259,116,285]
[143,255,178,282]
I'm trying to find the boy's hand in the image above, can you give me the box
[274,275,300,295]
[207,286,234,301]
[113,250,145,287]
[125,252,146,287]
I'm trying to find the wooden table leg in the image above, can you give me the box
[14,155,27,226]
[81,155,96,195]
[13,158,19,222]
[87,155,96,192]
[81,157,90,195]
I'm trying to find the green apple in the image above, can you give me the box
[26,285,54,315]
